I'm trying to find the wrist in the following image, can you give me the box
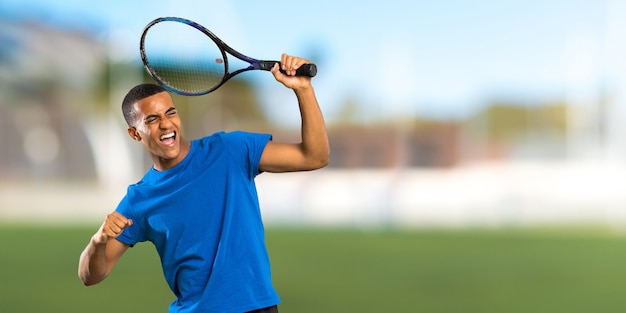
[91,233,108,246]
[293,84,314,95]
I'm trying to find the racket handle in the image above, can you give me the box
[290,63,317,77]
[259,61,317,77]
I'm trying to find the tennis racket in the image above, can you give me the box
[140,17,317,96]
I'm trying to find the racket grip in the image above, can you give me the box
[290,63,317,77]
[260,61,317,77]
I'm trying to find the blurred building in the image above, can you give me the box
[327,123,460,168]
[0,19,104,181]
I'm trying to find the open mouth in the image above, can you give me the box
[160,131,176,146]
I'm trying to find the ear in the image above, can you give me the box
[127,127,141,141]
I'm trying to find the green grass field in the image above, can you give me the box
[1,224,625,312]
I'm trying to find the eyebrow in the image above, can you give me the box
[143,107,176,121]
[143,113,159,122]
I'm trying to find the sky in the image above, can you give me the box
[1,0,624,125]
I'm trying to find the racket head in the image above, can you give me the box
[140,17,229,96]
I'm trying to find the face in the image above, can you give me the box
[127,91,189,171]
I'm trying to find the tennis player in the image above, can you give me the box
[78,54,329,313]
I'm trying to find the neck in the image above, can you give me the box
[152,139,191,172]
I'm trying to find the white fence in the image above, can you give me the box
[2,160,626,228]
[257,161,626,228]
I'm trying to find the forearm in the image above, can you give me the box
[294,85,330,169]
[261,55,330,172]
[78,237,109,286]
[78,212,131,285]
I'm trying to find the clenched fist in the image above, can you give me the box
[92,212,133,245]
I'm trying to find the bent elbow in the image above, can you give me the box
[78,273,92,286]
[309,152,330,170]
[78,271,105,286]
[80,276,102,287]
[319,154,330,169]
[82,280,96,287]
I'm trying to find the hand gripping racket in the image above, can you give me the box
[140,17,317,96]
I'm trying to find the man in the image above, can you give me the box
[78,54,329,313]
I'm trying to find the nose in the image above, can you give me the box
[159,116,173,129]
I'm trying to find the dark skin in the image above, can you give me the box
[78,54,329,286]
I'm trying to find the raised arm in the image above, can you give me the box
[78,212,132,286]
[259,54,330,173]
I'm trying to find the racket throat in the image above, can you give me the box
[256,61,278,71]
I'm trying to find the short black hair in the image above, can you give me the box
[122,83,167,126]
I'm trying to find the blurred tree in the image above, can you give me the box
[334,95,361,125]
[467,101,568,142]
[463,101,569,160]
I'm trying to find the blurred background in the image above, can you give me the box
[2,0,626,228]
[4,1,626,312]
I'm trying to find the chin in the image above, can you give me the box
[164,149,181,160]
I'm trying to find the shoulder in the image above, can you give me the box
[203,131,272,147]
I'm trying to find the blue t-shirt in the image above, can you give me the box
[115,131,279,313]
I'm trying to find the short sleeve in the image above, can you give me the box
[219,131,272,179]
[114,192,144,246]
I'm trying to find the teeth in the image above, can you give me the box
[160,132,175,140]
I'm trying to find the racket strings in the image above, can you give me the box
[150,58,224,94]
[141,21,226,95]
